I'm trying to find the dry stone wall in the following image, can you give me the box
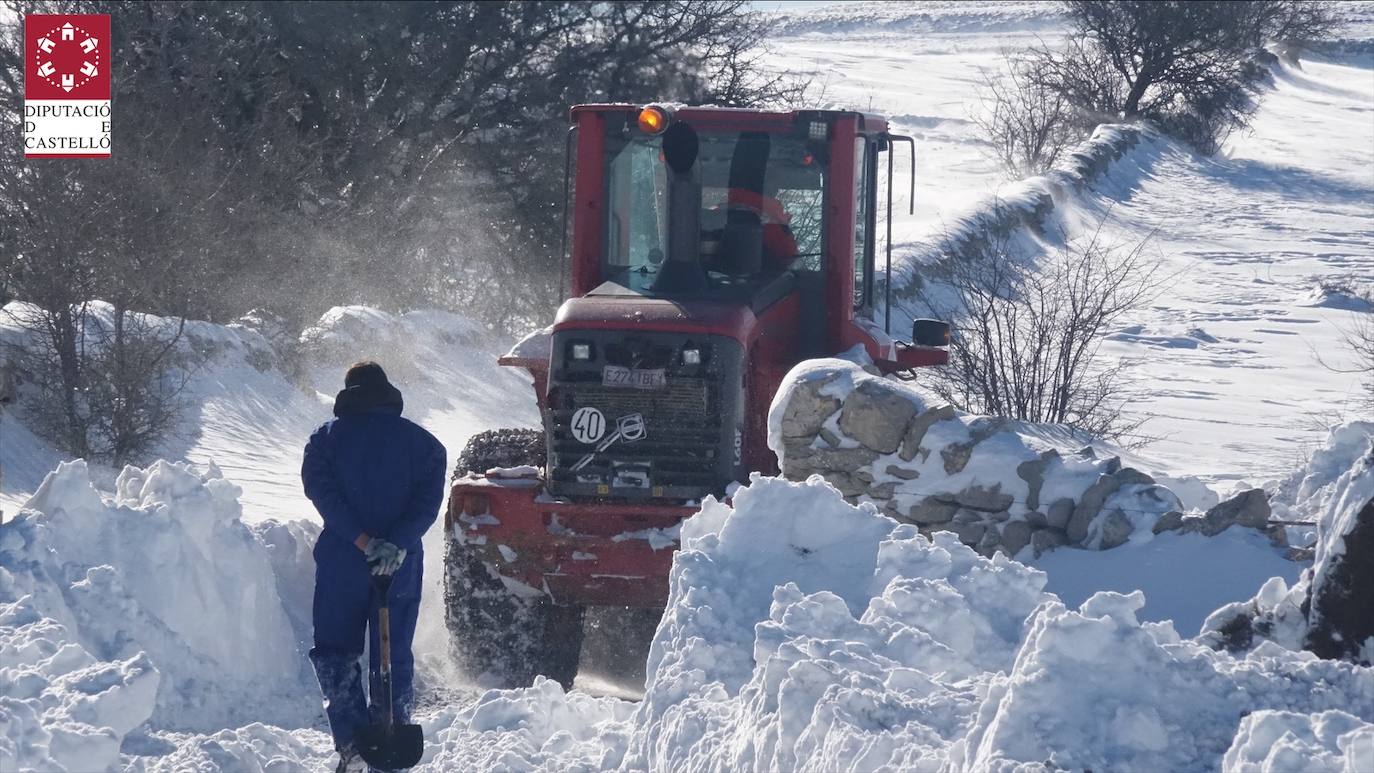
[769,353,1283,558]
[890,123,1153,303]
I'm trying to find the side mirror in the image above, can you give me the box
[878,319,952,374]
[912,319,951,348]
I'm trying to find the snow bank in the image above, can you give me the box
[299,305,488,416]
[0,597,159,772]
[1224,709,1374,773]
[0,459,321,756]
[7,464,1367,771]
[956,590,1373,771]
[768,0,1062,38]
[1037,528,1301,636]
[1272,421,1374,523]
[1200,426,1374,665]
[624,474,1048,770]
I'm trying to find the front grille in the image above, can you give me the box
[548,378,724,499]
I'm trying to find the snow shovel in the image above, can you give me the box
[356,573,424,770]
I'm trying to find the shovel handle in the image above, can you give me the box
[372,573,395,728]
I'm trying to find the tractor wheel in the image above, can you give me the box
[453,427,545,480]
[444,428,584,690]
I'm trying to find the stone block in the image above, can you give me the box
[1046,498,1075,530]
[780,376,841,440]
[838,380,919,454]
[1201,489,1270,535]
[907,498,958,525]
[1032,528,1067,557]
[1000,520,1033,556]
[1153,510,1185,534]
[954,484,1014,513]
[1098,509,1133,550]
[899,404,956,462]
[885,465,920,480]
[1069,475,1124,544]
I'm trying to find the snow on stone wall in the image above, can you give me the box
[0,458,322,771]
[767,351,1280,558]
[890,123,1152,301]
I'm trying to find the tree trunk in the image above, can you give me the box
[1122,75,1151,117]
[52,306,88,459]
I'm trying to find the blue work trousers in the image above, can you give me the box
[309,541,422,750]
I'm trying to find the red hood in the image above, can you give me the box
[553,296,757,343]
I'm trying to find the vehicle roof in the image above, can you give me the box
[570,103,890,134]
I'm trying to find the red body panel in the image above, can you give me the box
[447,475,694,607]
[553,296,758,341]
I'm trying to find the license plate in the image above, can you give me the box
[602,365,666,390]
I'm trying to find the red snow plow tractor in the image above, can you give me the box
[444,104,949,688]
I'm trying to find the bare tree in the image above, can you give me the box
[973,52,1087,178]
[1024,1,1342,153]
[0,1,803,337]
[3,303,190,466]
[919,217,1163,442]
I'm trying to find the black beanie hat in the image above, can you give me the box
[345,361,390,389]
[335,361,403,417]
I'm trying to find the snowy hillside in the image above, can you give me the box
[1,2,1372,771]
[766,2,1374,483]
[0,303,537,522]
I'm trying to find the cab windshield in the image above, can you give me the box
[601,128,826,296]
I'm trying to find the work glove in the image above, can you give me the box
[364,539,406,576]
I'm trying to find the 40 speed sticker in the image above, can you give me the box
[570,407,606,444]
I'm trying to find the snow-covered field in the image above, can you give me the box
[768,1,1374,484]
[2,2,1372,771]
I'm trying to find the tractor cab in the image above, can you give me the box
[591,107,826,302]
[444,104,948,689]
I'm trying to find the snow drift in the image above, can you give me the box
[0,460,322,771]
[405,472,1371,771]
[4,448,1372,770]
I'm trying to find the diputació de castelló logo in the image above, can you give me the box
[24,14,112,158]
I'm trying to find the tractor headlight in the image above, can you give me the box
[572,343,592,361]
[682,348,701,365]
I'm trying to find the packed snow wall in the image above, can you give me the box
[0,460,322,771]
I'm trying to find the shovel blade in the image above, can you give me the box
[355,722,424,770]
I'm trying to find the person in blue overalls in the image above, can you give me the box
[302,362,446,773]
